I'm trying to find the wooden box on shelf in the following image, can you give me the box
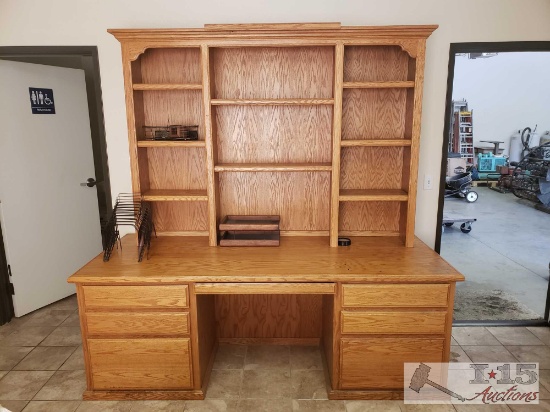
[219,215,280,246]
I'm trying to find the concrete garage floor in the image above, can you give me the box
[441,186,550,321]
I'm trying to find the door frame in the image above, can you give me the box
[0,46,110,324]
[435,41,550,325]
[0,222,14,325]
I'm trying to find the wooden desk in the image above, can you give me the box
[68,235,463,400]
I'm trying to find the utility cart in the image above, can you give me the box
[442,215,477,233]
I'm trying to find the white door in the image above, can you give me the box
[0,60,102,316]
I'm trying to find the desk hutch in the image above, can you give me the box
[68,22,464,401]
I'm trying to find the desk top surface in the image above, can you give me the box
[68,235,464,284]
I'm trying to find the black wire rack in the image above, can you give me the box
[102,193,156,262]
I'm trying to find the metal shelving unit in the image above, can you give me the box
[450,100,475,166]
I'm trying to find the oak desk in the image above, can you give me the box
[68,235,464,400]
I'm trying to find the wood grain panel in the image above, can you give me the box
[139,48,201,84]
[211,47,334,99]
[215,163,332,172]
[343,46,410,82]
[151,202,208,232]
[141,90,204,141]
[330,43,344,247]
[322,294,335,386]
[340,338,444,389]
[84,285,188,309]
[343,81,414,89]
[87,312,189,336]
[142,189,208,201]
[219,172,331,231]
[216,106,332,163]
[134,97,149,193]
[196,294,217,386]
[342,284,449,308]
[89,338,192,390]
[211,99,334,105]
[147,147,206,190]
[341,311,446,335]
[195,283,335,294]
[340,147,403,190]
[444,283,456,363]
[76,285,92,390]
[202,44,219,246]
[339,202,401,233]
[110,25,438,43]
[133,84,202,91]
[339,189,408,202]
[340,139,411,147]
[403,41,425,247]
[215,294,322,338]
[342,89,407,140]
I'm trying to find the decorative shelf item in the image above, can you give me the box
[137,140,206,148]
[219,215,280,246]
[219,215,280,231]
[143,125,199,141]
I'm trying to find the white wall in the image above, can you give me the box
[453,52,550,157]
[1,0,550,248]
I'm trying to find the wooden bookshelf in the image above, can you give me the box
[72,22,458,404]
[111,25,431,247]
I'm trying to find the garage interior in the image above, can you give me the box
[440,50,550,321]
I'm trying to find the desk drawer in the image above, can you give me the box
[341,311,446,335]
[83,285,188,309]
[342,284,449,308]
[340,337,445,389]
[86,312,189,337]
[88,338,192,390]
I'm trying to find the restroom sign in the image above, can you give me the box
[29,87,55,114]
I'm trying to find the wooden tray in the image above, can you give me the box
[219,215,280,231]
[219,230,280,247]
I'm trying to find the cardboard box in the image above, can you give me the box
[447,157,467,177]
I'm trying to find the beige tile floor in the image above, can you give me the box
[1,296,550,411]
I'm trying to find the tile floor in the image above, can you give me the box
[1,296,550,411]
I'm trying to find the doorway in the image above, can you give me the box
[0,46,110,324]
[436,42,550,325]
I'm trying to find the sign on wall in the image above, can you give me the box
[29,87,55,114]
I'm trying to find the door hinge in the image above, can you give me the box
[7,265,12,277]
[8,282,14,295]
